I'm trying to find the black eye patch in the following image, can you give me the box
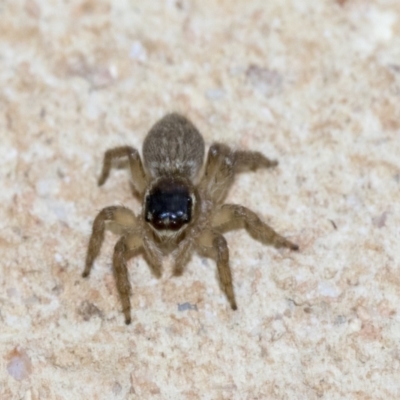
[145,180,192,231]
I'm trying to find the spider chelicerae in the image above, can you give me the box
[83,113,299,324]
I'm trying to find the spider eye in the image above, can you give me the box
[145,179,193,231]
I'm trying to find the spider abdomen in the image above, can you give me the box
[142,113,205,180]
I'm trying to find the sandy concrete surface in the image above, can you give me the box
[1,0,400,399]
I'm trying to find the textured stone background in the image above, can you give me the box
[1,0,400,399]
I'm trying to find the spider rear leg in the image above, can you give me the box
[234,149,278,171]
[197,230,237,310]
[113,234,143,324]
[212,204,299,250]
[199,143,235,203]
[83,206,138,278]
[200,143,278,203]
[98,146,147,193]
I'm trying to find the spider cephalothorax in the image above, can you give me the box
[145,177,194,232]
[83,113,298,324]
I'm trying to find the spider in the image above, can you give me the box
[83,113,299,324]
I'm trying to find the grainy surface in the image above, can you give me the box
[1,0,400,399]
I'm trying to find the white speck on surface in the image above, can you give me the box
[347,318,362,334]
[39,297,61,316]
[206,88,226,100]
[36,179,59,197]
[32,198,77,225]
[7,348,32,381]
[318,281,341,298]
[261,107,275,123]
[0,147,17,163]
[5,314,32,329]
[7,287,19,298]
[130,41,147,62]
[369,8,396,42]
[109,64,118,79]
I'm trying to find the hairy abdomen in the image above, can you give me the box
[142,113,205,180]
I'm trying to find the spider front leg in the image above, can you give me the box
[200,143,278,203]
[171,239,193,277]
[197,229,237,310]
[142,237,164,279]
[212,204,299,250]
[98,146,147,194]
[113,234,143,324]
[83,206,138,277]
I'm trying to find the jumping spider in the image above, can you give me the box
[83,113,298,324]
